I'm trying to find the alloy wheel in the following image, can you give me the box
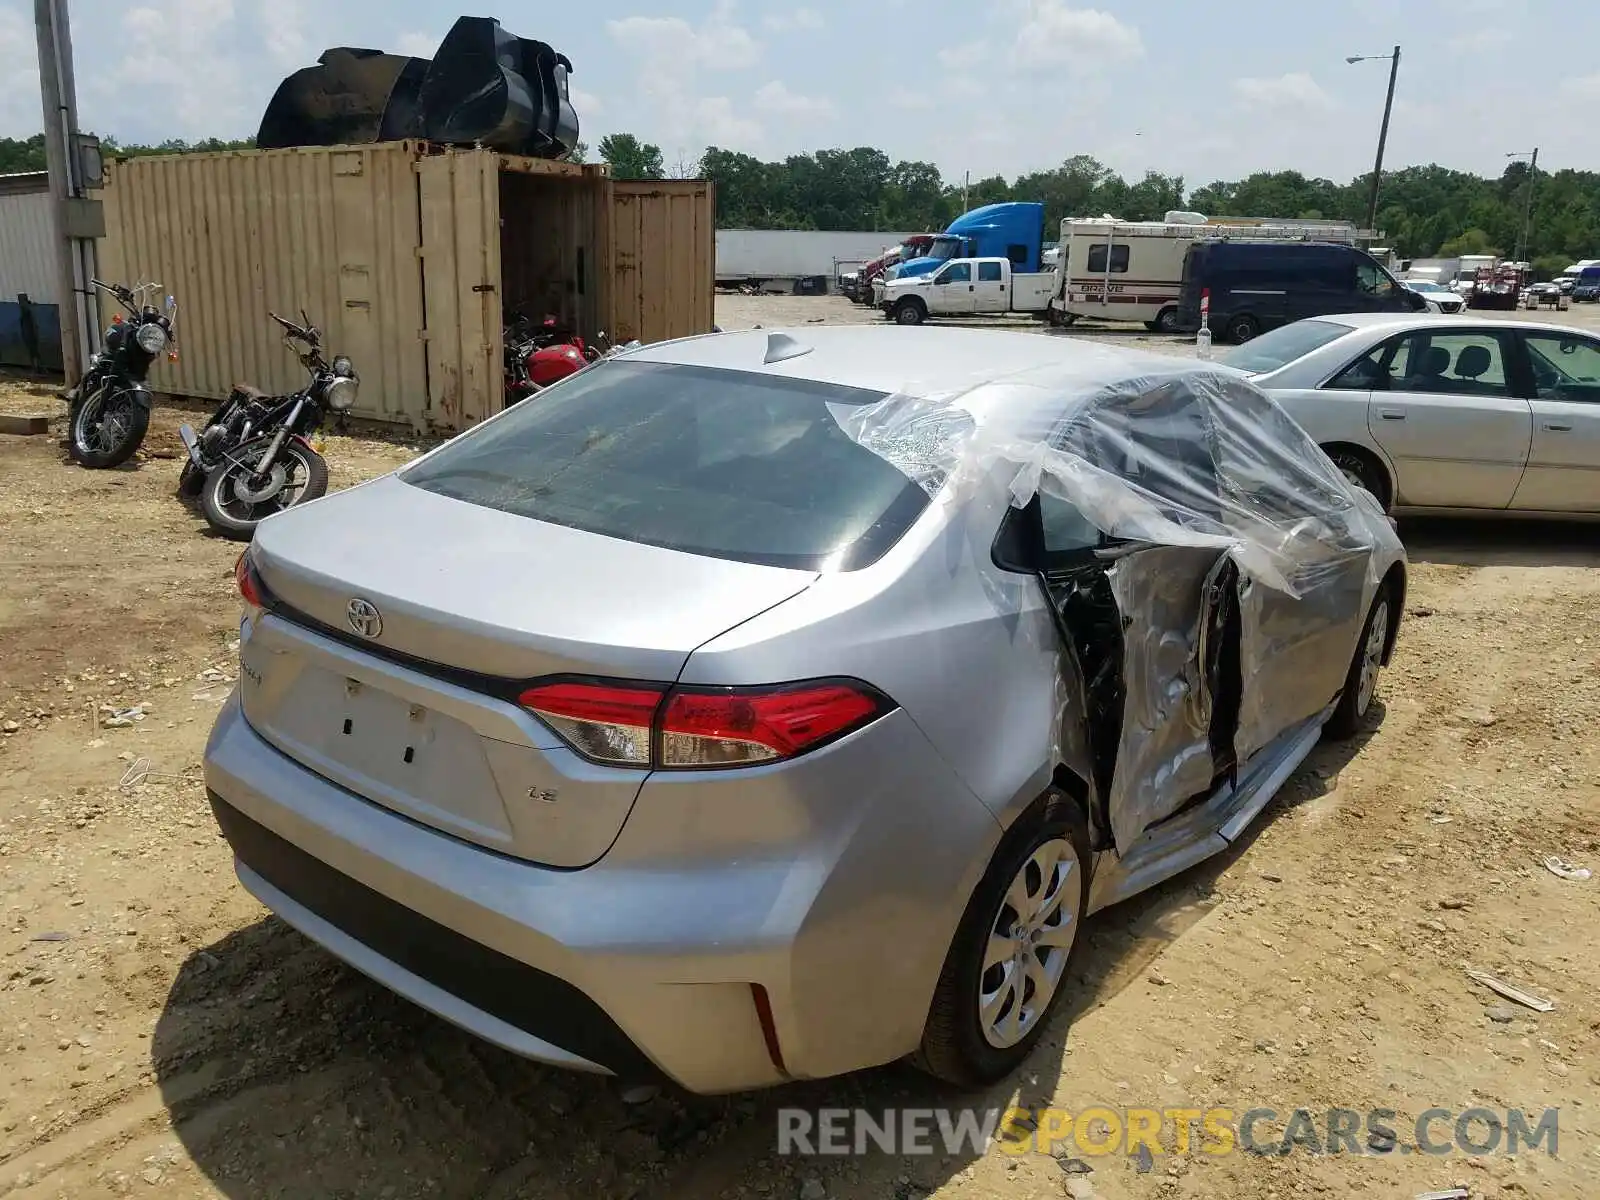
[978,838,1081,1049]
[1357,599,1389,716]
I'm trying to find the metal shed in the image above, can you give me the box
[0,171,64,371]
[94,142,714,431]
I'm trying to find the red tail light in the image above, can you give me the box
[235,551,271,610]
[518,678,891,770]
[519,681,664,766]
[660,683,885,767]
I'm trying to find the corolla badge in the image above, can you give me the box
[346,598,383,639]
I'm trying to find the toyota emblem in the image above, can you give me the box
[346,598,383,639]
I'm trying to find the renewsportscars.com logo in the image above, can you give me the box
[776,1106,1560,1160]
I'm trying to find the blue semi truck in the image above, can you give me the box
[871,202,1047,303]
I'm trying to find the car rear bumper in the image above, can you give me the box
[203,691,1000,1093]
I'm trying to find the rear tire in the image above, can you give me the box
[1148,306,1181,334]
[1325,583,1393,740]
[894,299,926,326]
[1223,313,1260,344]
[201,440,329,541]
[914,793,1090,1088]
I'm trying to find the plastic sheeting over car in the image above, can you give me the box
[258,17,579,159]
[834,354,1402,853]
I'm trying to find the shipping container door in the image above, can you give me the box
[418,152,502,430]
[327,150,428,426]
[608,180,714,344]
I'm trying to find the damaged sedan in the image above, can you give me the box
[204,326,1405,1094]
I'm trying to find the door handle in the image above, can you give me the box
[1378,409,1405,420]
[1543,422,1573,432]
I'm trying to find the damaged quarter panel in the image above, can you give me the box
[831,352,1404,859]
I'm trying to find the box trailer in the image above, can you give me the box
[714,228,918,294]
[94,142,714,432]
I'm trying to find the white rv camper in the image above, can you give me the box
[1048,212,1363,332]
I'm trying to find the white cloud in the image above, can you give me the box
[394,30,439,59]
[1447,27,1510,53]
[886,88,934,111]
[569,87,602,116]
[1562,73,1600,101]
[1015,3,1143,68]
[1232,72,1335,111]
[763,7,824,32]
[937,42,988,68]
[93,0,256,140]
[0,3,41,138]
[607,5,760,71]
[606,3,764,151]
[261,0,308,70]
[753,80,836,120]
[693,97,763,149]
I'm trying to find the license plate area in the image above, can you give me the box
[255,662,516,846]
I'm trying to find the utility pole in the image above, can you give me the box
[963,171,970,214]
[1367,46,1400,233]
[35,0,102,382]
[1347,46,1401,234]
[1513,147,1539,264]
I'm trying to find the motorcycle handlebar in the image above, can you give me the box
[268,311,319,344]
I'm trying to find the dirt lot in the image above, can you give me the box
[2,298,1598,1200]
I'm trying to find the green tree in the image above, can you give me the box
[1438,228,1501,257]
[0,135,47,172]
[598,133,664,180]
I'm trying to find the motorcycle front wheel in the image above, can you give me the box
[200,438,329,541]
[68,383,149,469]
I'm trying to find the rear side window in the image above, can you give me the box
[401,362,934,571]
[1086,244,1130,273]
[978,261,1004,282]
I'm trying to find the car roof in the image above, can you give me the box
[1314,313,1595,337]
[622,325,1216,431]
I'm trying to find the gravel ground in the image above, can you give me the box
[0,298,1597,1200]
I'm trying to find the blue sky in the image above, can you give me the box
[2,0,1596,188]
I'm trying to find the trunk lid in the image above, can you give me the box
[241,476,815,865]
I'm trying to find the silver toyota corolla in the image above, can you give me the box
[205,325,1405,1094]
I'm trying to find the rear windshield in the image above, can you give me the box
[1219,319,1353,375]
[400,361,931,572]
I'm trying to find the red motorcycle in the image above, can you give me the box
[504,313,605,405]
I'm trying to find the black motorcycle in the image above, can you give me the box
[177,311,357,541]
[64,279,177,469]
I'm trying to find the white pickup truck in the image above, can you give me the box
[878,257,1057,325]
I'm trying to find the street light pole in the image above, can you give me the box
[1508,147,1538,263]
[1347,46,1401,234]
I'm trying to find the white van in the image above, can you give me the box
[1048,215,1362,332]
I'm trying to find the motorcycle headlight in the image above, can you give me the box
[332,355,355,378]
[134,323,167,354]
[324,374,359,412]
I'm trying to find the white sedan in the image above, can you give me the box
[1219,314,1600,517]
[1403,280,1466,315]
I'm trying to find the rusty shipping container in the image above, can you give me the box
[94,142,714,431]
